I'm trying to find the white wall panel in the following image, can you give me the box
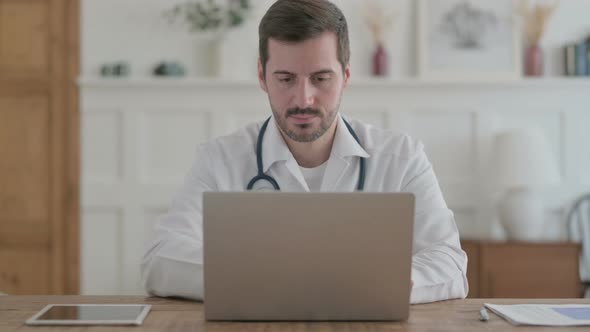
[566,111,590,185]
[404,111,476,182]
[82,111,122,184]
[119,207,168,296]
[81,209,121,295]
[138,110,212,184]
[225,110,269,135]
[344,110,388,129]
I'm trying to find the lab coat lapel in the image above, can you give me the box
[285,156,310,191]
[263,117,309,191]
[321,115,370,191]
[321,156,350,191]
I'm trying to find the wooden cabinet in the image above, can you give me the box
[462,240,582,298]
[0,0,80,294]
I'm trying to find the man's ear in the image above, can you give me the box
[343,63,351,88]
[258,58,268,93]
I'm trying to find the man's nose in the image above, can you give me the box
[292,79,316,109]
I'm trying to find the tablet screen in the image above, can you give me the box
[27,304,151,325]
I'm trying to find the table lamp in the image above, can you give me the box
[490,128,561,241]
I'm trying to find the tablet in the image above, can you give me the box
[25,304,151,326]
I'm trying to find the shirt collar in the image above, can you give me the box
[261,113,370,173]
[330,114,370,159]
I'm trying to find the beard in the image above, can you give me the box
[271,102,340,143]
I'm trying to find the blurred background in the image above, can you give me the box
[1,0,590,299]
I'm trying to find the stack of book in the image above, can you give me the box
[564,37,590,76]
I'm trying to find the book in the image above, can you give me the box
[575,41,588,76]
[564,44,576,76]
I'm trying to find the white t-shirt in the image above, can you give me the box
[299,162,328,192]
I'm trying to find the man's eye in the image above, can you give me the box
[278,77,292,83]
[314,76,331,82]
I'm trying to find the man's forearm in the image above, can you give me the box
[142,237,204,301]
[410,246,468,304]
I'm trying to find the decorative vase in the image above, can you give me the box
[525,44,544,76]
[206,37,223,77]
[196,33,225,77]
[372,43,388,77]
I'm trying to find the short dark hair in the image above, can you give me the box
[258,0,350,77]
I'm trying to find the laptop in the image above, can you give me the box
[202,192,415,321]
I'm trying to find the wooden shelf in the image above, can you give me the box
[78,76,590,89]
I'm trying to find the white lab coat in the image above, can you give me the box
[141,114,469,304]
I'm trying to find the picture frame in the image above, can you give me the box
[417,0,522,81]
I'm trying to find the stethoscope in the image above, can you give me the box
[246,117,366,191]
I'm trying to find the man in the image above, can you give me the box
[142,0,468,304]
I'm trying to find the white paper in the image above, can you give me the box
[484,303,590,326]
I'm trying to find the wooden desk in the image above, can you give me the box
[1,296,589,331]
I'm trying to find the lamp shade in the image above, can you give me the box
[490,128,561,190]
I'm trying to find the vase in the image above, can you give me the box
[196,33,225,77]
[525,44,544,76]
[372,43,388,77]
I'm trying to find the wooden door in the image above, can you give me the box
[0,0,79,294]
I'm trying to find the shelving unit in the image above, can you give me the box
[78,76,590,89]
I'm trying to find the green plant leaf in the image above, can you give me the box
[165,0,251,32]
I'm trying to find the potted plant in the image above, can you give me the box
[164,0,252,76]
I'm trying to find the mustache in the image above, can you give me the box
[286,107,321,117]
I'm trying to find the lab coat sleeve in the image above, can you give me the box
[401,143,469,304]
[140,144,214,301]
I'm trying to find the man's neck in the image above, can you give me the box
[281,119,338,168]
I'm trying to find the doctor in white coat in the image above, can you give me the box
[142,0,468,304]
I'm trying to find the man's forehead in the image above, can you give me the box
[267,32,338,52]
[266,34,340,73]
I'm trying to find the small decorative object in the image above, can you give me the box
[418,0,521,81]
[574,41,588,76]
[490,128,561,241]
[518,0,558,76]
[564,43,577,76]
[566,37,590,76]
[164,0,251,77]
[363,0,397,77]
[153,61,187,77]
[100,62,131,77]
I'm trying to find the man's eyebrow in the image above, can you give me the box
[311,69,335,75]
[272,69,336,76]
[272,70,295,75]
